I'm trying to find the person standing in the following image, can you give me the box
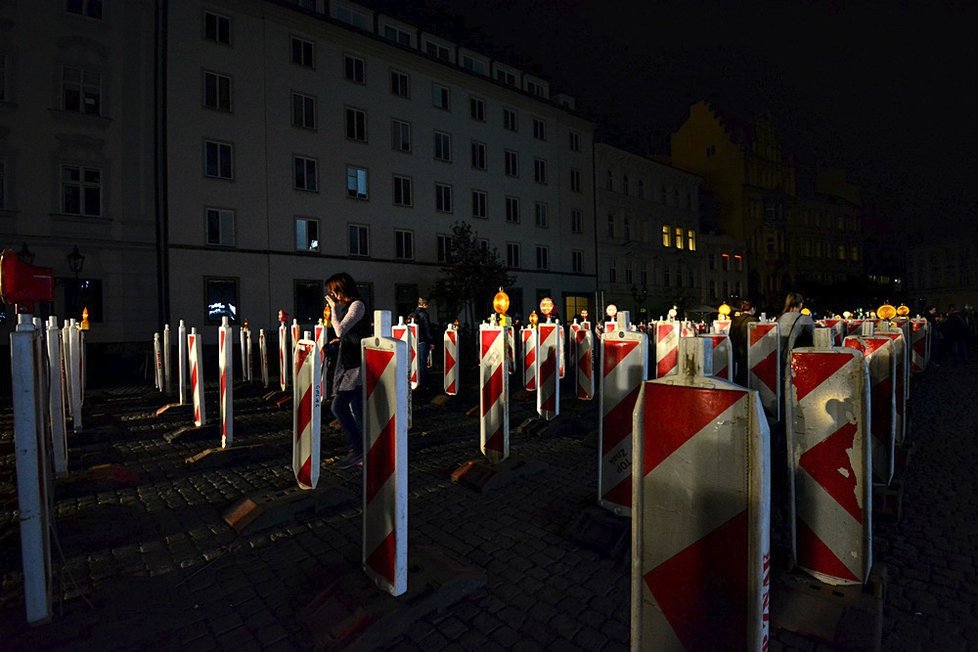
[730,299,759,386]
[412,297,436,392]
[325,272,370,469]
[777,292,815,358]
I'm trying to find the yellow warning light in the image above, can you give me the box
[718,303,731,317]
[896,304,910,317]
[842,311,853,319]
[801,308,811,316]
[81,307,90,331]
[606,304,618,318]
[493,288,510,315]
[877,304,897,321]
[539,297,554,316]
[528,310,539,327]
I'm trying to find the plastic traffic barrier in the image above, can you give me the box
[874,325,908,444]
[817,319,845,346]
[632,337,771,650]
[747,322,781,420]
[700,332,732,381]
[65,320,82,432]
[558,323,566,379]
[163,324,172,394]
[479,321,509,462]
[188,327,206,426]
[787,334,872,585]
[218,317,233,448]
[521,327,537,391]
[314,321,327,397]
[290,319,300,353]
[443,323,458,395]
[575,326,594,401]
[537,320,560,420]
[598,312,646,514]
[259,329,270,389]
[506,325,516,375]
[245,326,253,383]
[391,318,414,428]
[46,318,68,476]
[153,332,164,392]
[239,324,248,383]
[361,311,409,597]
[407,320,420,390]
[653,320,680,379]
[293,338,322,489]
[278,323,289,391]
[178,320,188,404]
[843,335,896,485]
[910,318,928,373]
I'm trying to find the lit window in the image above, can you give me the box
[662,225,671,247]
[675,227,683,249]
[346,166,368,199]
[294,217,319,252]
[687,229,696,251]
[205,278,238,324]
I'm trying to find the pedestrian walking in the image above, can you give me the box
[730,299,759,386]
[412,296,436,393]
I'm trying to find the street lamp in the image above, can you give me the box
[67,245,85,277]
[17,242,35,265]
[630,284,649,317]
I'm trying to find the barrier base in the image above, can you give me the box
[873,480,904,522]
[223,485,353,535]
[299,546,486,651]
[512,417,549,438]
[56,464,140,493]
[163,424,218,444]
[773,564,886,652]
[429,394,451,407]
[184,443,269,467]
[154,403,191,417]
[450,457,546,493]
[562,504,629,559]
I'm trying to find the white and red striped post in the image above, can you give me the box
[598,311,646,514]
[163,324,172,394]
[521,326,538,391]
[843,334,896,485]
[153,332,164,392]
[177,320,188,404]
[537,319,560,421]
[747,321,781,421]
[188,327,206,427]
[315,320,327,397]
[557,323,566,379]
[239,323,248,382]
[480,319,509,462]
[575,326,594,401]
[65,320,83,432]
[505,324,516,375]
[278,322,289,391]
[443,323,458,395]
[787,332,872,585]
[362,310,409,597]
[874,324,908,444]
[46,317,68,476]
[259,328,270,389]
[654,319,681,379]
[632,336,771,650]
[407,320,420,390]
[699,332,732,381]
[817,318,845,346]
[910,318,928,373]
[391,317,414,428]
[291,319,301,352]
[293,338,322,489]
[218,317,233,448]
[245,326,253,383]
[713,316,732,335]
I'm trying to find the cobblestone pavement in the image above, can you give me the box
[0,357,976,650]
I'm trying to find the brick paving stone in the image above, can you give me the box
[435,614,469,641]
[573,624,609,650]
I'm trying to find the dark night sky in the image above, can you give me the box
[367,0,978,239]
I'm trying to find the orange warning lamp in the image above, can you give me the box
[81,307,90,331]
[877,304,896,321]
[843,311,853,319]
[493,288,510,315]
[718,302,731,317]
[323,304,331,323]
[896,304,910,317]
[580,309,589,321]
[528,310,539,327]
[539,297,554,317]
[801,308,811,316]
[606,304,618,318]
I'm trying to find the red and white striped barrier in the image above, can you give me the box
[163,324,172,394]
[598,312,645,514]
[747,322,781,420]
[843,334,896,485]
[537,320,560,420]
[361,310,408,597]
[443,323,458,395]
[604,321,616,334]
[480,322,509,462]
[845,319,866,336]
[239,324,248,382]
[713,317,732,334]
[874,325,908,444]
[680,321,698,338]
[290,319,300,352]
[293,338,322,489]
[178,320,188,404]
[408,320,420,390]
[315,320,327,397]
[557,323,566,379]
[632,337,771,650]
[218,317,233,448]
[65,320,83,432]
[787,335,872,585]
[575,327,594,400]
[46,317,68,476]
[153,332,164,392]
[278,323,289,391]
[699,332,732,381]
[521,327,537,391]
[817,319,845,346]
[391,317,414,427]
[654,320,680,378]
[245,326,253,383]
[910,318,928,373]
[188,328,206,427]
[259,329,269,389]
[505,324,516,375]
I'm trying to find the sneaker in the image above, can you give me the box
[338,452,362,470]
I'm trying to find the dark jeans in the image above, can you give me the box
[417,342,431,390]
[331,388,363,455]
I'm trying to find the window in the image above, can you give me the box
[536,246,549,270]
[606,170,614,192]
[432,84,450,110]
[735,254,743,271]
[661,225,671,247]
[527,81,544,97]
[434,131,452,161]
[204,11,231,44]
[623,175,630,195]
[295,280,324,324]
[346,166,368,199]
[205,278,238,324]
[391,119,412,152]
[535,202,549,228]
[472,190,487,219]
[346,107,367,142]
[204,140,233,179]
[335,6,368,29]
[570,169,582,193]
[291,37,314,68]
[295,217,319,252]
[344,54,365,83]
[623,217,631,240]
[437,234,453,263]
[61,165,101,216]
[425,41,450,60]
[206,208,234,246]
[638,180,645,199]
[62,67,101,115]
[435,183,453,213]
[609,259,617,283]
[851,246,860,262]
[572,250,584,273]
[532,118,547,141]
[503,108,517,131]
[390,70,409,98]
[395,230,414,260]
[476,238,490,252]
[722,254,730,271]
[640,264,648,286]
[203,71,231,111]
[687,230,696,251]
[837,244,847,261]
[384,24,411,45]
[470,96,485,121]
[291,92,315,129]
[534,159,548,184]
[505,196,520,223]
[66,0,102,18]
[293,155,317,191]
[393,175,412,206]
[607,214,615,238]
[348,224,369,256]
[571,209,583,234]
[462,56,486,75]
[663,267,670,287]
[625,263,633,284]
[675,227,683,249]
[507,243,521,268]
[497,69,517,86]
[504,150,519,177]
[569,131,580,152]
[471,141,487,170]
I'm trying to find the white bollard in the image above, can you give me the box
[361,310,409,597]
[479,320,509,463]
[259,328,269,389]
[653,320,680,378]
[443,323,458,395]
[537,320,560,420]
[293,338,322,489]
[315,320,327,397]
[391,318,414,428]
[699,332,733,381]
[557,323,566,379]
[46,317,68,476]
[843,334,896,485]
[66,320,82,432]
[407,320,420,390]
[163,324,172,394]
[218,317,233,448]
[279,323,289,391]
[747,321,781,421]
[239,324,248,382]
[246,326,254,383]
[575,326,594,401]
[521,326,538,391]
[178,320,187,405]
[291,319,300,352]
[188,327,206,427]
[153,332,164,393]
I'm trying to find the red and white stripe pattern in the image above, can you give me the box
[699,333,732,381]
[557,322,566,379]
[654,321,681,378]
[604,321,616,334]
[315,321,327,397]
[362,311,408,597]
[245,327,253,383]
[239,325,248,382]
[188,328,206,427]
[290,319,300,352]
[153,332,164,392]
[391,318,413,428]
[218,317,233,448]
[178,320,188,404]
[747,322,781,420]
[278,324,289,391]
[480,323,509,462]
[843,335,896,485]
[873,328,908,444]
[787,346,872,586]
[817,319,845,346]
[598,314,645,514]
[680,321,698,338]
[632,367,771,650]
[506,325,516,375]
[575,327,594,401]
[443,324,458,395]
[537,322,560,420]
[407,321,419,389]
[259,329,269,389]
[521,327,537,391]
[713,318,732,335]
[292,339,321,489]
[845,319,866,336]
[910,318,928,373]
